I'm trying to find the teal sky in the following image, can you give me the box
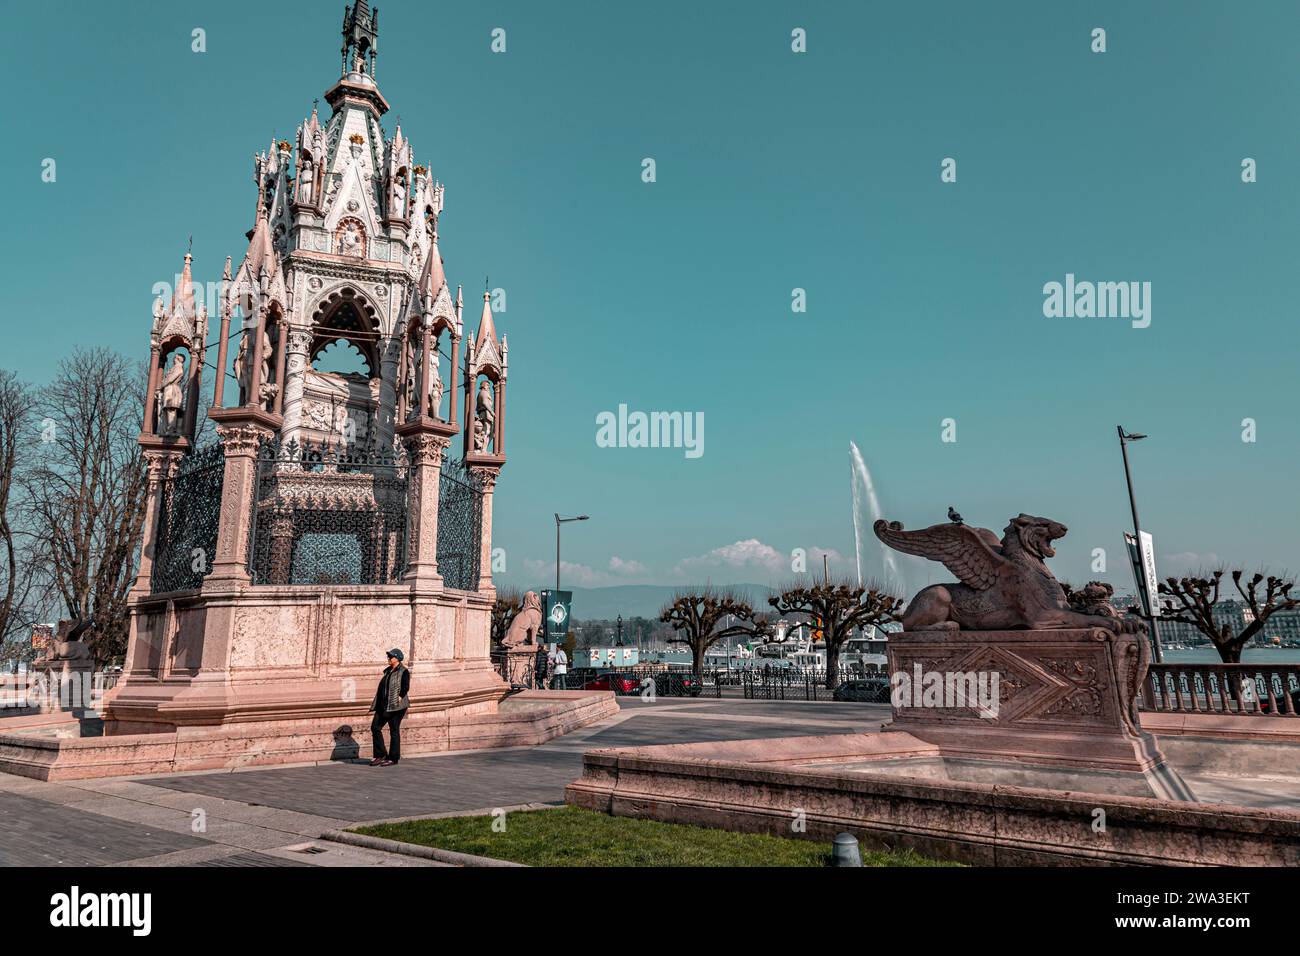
[4,1,1297,596]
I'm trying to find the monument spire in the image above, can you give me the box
[340,1,380,79]
[324,2,389,118]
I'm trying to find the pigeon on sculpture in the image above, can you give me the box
[947,506,964,525]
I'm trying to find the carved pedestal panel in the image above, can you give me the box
[886,628,1191,799]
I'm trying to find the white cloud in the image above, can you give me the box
[609,556,648,576]
[809,546,846,564]
[674,539,785,577]
[519,557,651,588]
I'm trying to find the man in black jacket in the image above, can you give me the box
[369,649,410,766]
[534,641,549,689]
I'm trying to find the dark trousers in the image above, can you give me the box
[371,709,406,762]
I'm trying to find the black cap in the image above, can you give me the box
[386,648,404,662]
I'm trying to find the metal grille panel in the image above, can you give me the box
[247,439,409,586]
[151,442,224,594]
[436,456,483,591]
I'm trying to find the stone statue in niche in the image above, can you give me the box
[473,379,494,452]
[157,352,186,436]
[233,334,248,395]
[299,159,315,203]
[234,325,273,404]
[392,174,407,219]
[403,352,417,419]
[338,220,364,257]
[428,363,444,420]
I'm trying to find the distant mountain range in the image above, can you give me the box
[562,584,779,621]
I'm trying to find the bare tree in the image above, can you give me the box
[770,580,904,688]
[1159,570,1298,664]
[21,349,149,665]
[0,370,35,645]
[659,588,769,674]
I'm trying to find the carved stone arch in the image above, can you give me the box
[263,296,288,323]
[309,285,381,377]
[156,332,193,360]
[470,358,502,386]
[424,282,457,340]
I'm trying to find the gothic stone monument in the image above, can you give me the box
[871,514,1191,799]
[21,3,618,777]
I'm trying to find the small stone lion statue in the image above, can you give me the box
[34,619,94,668]
[502,591,542,648]
[1062,581,1121,618]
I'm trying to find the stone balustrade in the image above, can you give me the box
[1144,662,1300,717]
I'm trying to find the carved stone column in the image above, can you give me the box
[142,347,162,435]
[206,419,275,586]
[470,466,500,594]
[267,508,295,585]
[376,333,401,447]
[279,330,313,447]
[401,430,452,586]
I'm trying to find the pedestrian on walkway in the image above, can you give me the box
[548,642,568,690]
[369,649,410,766]
[534,640,549,689]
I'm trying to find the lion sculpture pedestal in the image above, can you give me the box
[884,628,1192,800]
[870,513,1193,800]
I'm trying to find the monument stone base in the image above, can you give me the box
[883,627,1193,801]
[0,584,620,781]
[502,644,539,689]
[0,689,618,780]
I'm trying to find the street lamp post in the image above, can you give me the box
[554,513,589,592]
[1117,426,1163,663]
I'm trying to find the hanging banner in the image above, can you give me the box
[1123,532,1161,618]
[541,589,573,641]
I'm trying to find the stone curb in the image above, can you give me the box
[353,801,561,828]
[321,829,527,867]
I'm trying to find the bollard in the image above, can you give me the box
[832,832,863,867]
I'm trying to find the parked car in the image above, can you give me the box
[833,677,891,703]
[1256,686,1300,715]
[580,672,643,695]
[650,672,702,698]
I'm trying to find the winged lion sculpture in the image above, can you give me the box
[874,514,1145,634]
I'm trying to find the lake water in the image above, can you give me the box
[1160,646,1300,664]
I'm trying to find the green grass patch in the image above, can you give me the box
[353,805,954,867]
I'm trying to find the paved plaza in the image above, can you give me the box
[0,698,890,867]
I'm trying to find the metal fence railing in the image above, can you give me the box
[488,656,897,704]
